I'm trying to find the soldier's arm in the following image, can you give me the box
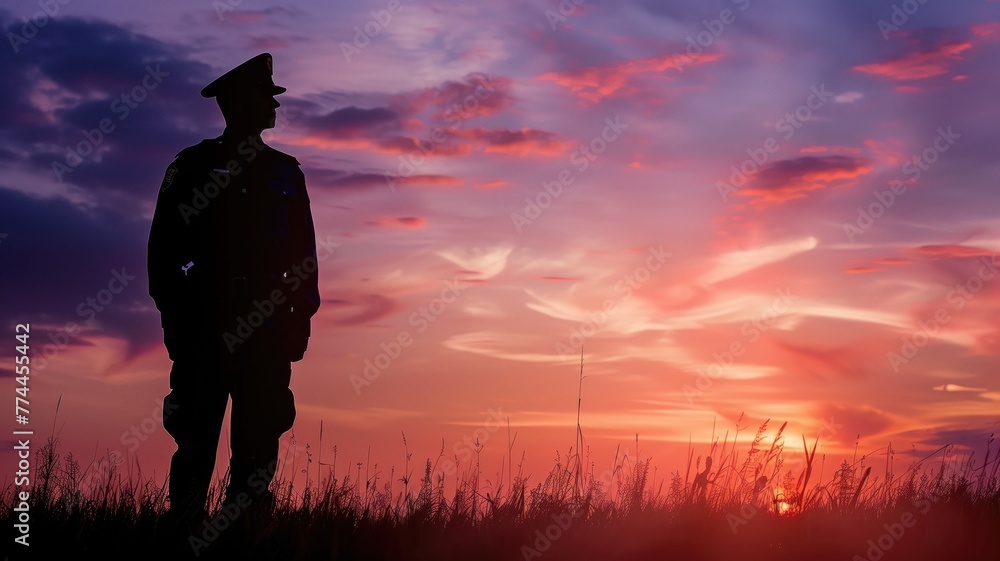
[148,149,219,360]
[272,157,320,361]
[147,159,184,313]
[293,164,321,319]
[148,152,203,315]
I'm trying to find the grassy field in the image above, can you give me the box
[3,418,999,560]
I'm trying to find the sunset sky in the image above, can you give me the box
[1,0,999,495]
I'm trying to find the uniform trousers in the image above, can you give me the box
[162,344,295,513]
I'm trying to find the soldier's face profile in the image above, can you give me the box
[220,90,280,132]
[262,94,279,130]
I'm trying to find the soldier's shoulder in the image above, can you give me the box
[158,139,216,193]
[265,146,306,186]
[265,146,302,167]
[173,138,219,162]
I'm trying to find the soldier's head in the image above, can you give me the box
[216,90,280,134]
[201,53,285,134]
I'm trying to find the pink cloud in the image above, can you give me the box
[736,156,874,207]
[538,52,723,103]
[909,244,998,259]
[378,136,474,157]
[367,216,428,228]
[311,172,463,191]
[454,127,572,157]
[326,295,398,326]
[874,257,911,266]
[476,180,511,189]
[394,175,465,188]
[537,276,582,282]
[854,41,972,80]
[800,145,863,155]
[971,22,1000,41]
[248,35,291,50]
[391,74,515,121]
[811,403,896,447]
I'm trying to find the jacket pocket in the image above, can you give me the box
[279,308,311,362]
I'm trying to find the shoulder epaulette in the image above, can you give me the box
[174,138,218,161]
[266,146,301,166]
[160,139,216,193]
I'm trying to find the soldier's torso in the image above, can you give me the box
[168,136,305,316]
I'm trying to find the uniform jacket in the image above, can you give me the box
[147,135,320,362]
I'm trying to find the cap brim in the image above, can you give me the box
[201,83,287,98]
[201,52,284,98]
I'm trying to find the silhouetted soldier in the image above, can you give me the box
[147,53,320,530]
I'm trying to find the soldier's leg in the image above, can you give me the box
[226,352,294,506]
[163,359,230,514]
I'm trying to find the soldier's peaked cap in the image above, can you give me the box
[200,52,286,98]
